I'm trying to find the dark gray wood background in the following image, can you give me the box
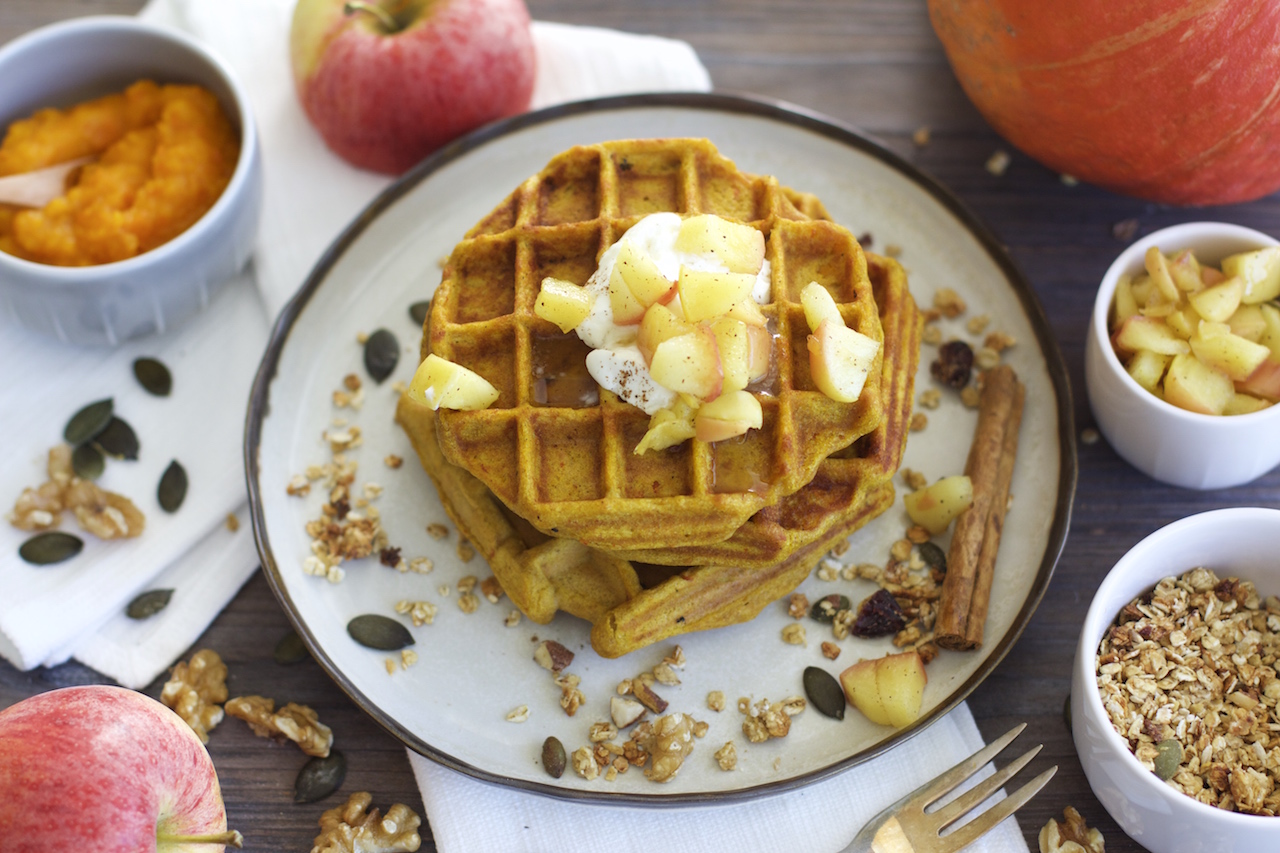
[4,3,1279,851]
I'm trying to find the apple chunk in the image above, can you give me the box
[677,267,756,322]
[407,354,500,411]
[649,329,723,401]
[840,651,928,728]
[1222,246,1280,304]
[1163,352,1233,415]
[1189,322,1270,382]
[694,390,762,442]
[534,276,593,333]
[1187,276,1244,323]
[675,214,765,274]
[637,302,695,365]
[807,318,880,403]
[903,475,973,535]
[634,401,698,454]
[1237,357,1280,402]
[799,281,843,333]
[1111,315,1191,357]
[708,316,751,393]
[614,241,675,307]
[1125,349,1170,395]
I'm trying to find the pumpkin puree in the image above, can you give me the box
[0,80,239,266]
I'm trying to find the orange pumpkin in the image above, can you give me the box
[927,0,1280,205]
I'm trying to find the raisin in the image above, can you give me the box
[850,589,907,638]
[931,340,974,388]
[379,546,402,568]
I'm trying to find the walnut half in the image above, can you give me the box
[312,791,421,853]
[1038,807,1104,853]
[159,649,228,743]
[225,695,333,757]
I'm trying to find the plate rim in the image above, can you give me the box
[245,91,1078,806]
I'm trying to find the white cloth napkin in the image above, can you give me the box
[411,703,1029,853]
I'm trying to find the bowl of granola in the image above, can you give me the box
[1071,507,1280,853]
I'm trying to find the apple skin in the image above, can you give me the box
[291,0,536,174]
[0,685,233,853]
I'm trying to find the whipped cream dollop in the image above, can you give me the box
[576,213,771,415]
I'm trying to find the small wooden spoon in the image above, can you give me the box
[0,156,93,208]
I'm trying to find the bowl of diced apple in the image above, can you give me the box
[1085,222,1280,489]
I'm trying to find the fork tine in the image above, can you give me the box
[909,723,1027,809]
[939,765,1058,851]
[930,743,1043,831]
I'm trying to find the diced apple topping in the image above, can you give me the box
[675,214,766,274]
[1108,246,1280,414]
[649,329,723,401]
[708,317,751,393]
[677,267,757,323]
[634,400,698,454]
[637,302,695,365]
[614,241,676,307]
[800,281,843,332]
[903,474,973,535]
[1222,246,1280,304]
[694,390,763,443]
[839,651,927,728]
[608,261,647,325]
[807,318,880,403]
[535,276,594,333]
[407,354,499,411]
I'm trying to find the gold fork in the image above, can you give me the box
[840,723,1056,853]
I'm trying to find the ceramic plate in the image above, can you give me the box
[247,94,1075,804]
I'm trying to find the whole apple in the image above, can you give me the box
[0,685,241,853]
[290,0,536,174]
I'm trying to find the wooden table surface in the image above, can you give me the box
[4,3,1279,851]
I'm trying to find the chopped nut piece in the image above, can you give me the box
[633,680,668,714]
[384,454,403,469]
[1080,428,1100,446]
[506,705,530,723]
[984,330,1017,352]
[408,557,433,574]
[985,149,1011,175]
[225,696,333,757]
[400,649,418,669]
[534,640,575,673]
[394,600,437,627]
[912,126,931,147]
[65,479,144,539]
[933,288,967,319]
[571,746,599,780]
[343,373,362,392]
[456,575,477,594]
[559,682,585,717]
[426,523,449,540]
[906,525,930,544]
[611,696,646,729]
[960,385,981,408]
[890,539,913,561]
[715,741,738,771]
[503,610,521,627]
[974,346,1001,370]
[287,475,312,497]
[918,389,941,410]
[821,641,841,660]
[909,412,928,432]
[901,468,928,491]
[707,691,726,712]
[589,721,619,742]
[742,698,792,743]
[966,314,991,335]
[1038,807,1104,853]
[816,560,840,582]
[456,538,475,562]
[652,662,681,686]
[921,324,942,345]
[788,593,809,619]
[781,623,807,646]
[480,576,503,603]
[160,649,228,743]
[225,513,240,532]
[662,645,686,669]
[312,791,421,853]
[831,538,851,557]
[642,713,696,783]
[384,658,396,676]
[457,592,480,614]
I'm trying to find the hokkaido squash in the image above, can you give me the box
[927,0,1280,205]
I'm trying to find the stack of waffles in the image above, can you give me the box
[395,139,921,657]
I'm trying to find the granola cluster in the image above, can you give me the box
[1096,567,1280,815]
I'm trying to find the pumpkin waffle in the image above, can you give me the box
[395,250,918,656]
[424,139,886,551]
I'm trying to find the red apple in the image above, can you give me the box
[290,0,536,174]
[0,685,240,852]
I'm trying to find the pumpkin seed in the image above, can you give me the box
[133,357,172,396]
[71,443,105,480]
[95,417,139,460]
[19,531,83,565]
[363,328,399,384]
[126,589,174,620]
[295,750,346,803]
[274,630,309,665]
[347,614,414,650]
[408,300,430,326]
[541,736,567,778]
[803,666,845,720]
[64,398,113,446]
[1154,738,1182,781]
[157,461,187,513]
[810,594,851,624]
[917,541,947,573]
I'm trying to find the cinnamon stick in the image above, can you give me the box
[934,364,1025,650]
